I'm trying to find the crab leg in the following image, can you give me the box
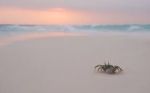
[94,65,100,69]
[98,67,103,71]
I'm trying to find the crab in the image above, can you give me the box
[95,62,123,74]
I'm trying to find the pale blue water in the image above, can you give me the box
[0,24,150,36]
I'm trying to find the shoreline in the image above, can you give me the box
[0,31,150,47]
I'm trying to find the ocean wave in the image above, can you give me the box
[0,24,150,36]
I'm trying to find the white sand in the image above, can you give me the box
[0,33,150,93]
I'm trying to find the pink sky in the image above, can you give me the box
[0,7,97,24]
[0,0,150,24]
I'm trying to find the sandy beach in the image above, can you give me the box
[0,33,150,93]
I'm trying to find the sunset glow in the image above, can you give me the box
[0,0,150,24]
[0,7,94,24]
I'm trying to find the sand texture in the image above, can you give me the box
[0,34,150,93]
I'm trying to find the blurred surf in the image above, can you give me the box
[0,24,150,37]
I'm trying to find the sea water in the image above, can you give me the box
[0,24,150,37]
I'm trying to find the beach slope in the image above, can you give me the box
[0,35,150,93]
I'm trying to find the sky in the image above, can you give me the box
[0,0,150,24]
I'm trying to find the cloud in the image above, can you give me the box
[0,0,150,12]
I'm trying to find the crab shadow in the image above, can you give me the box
[94,70,124,76]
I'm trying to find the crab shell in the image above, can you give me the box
[105,67,116,74]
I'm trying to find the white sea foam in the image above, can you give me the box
[0,24,150,37]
